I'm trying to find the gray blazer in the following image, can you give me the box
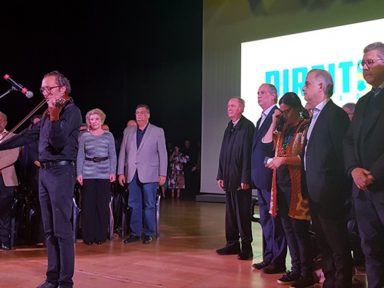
[117,123,168,183]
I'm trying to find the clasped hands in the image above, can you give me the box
[217,179,250,190]
[351,167,374,191]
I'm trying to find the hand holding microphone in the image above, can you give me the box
[3,74,34,98]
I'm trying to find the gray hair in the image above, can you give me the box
[261,83,278,102]
[364,42,384,58]
[309,69,334,97]
[230,97,245,110]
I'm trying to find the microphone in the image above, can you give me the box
[3,74,34,98]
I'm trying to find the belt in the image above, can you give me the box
[40,160,75,169]
[85,156,109,162]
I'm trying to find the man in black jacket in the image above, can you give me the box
[216,97,255,260]
[344,42,384,288]
[303,69,352,288]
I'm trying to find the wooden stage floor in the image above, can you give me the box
[1,198,367,288]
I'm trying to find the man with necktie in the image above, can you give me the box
[251,83,287,273]
[344,42,384,288]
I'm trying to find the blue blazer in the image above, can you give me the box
[251,106,277,191]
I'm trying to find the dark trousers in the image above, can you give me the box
[280,215,313,277]
[257,189,287,267]
[354,191,384,288]
[309,202,352,288]
[39,164,76,288]
[82,179,110,243]
[225,189,252,251]
[0,177,14,246]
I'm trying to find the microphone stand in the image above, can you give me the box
[0,86,17,100]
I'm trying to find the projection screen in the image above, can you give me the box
[201,0,384,195]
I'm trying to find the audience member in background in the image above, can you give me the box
[342,103,356,121]
[251,83,287,273]
[168,145,189,198]
[0,112,19,251]
[182,139,199,196]
[262,93,315,287]
[216,97,254,261]
[76,108,117,245]
[344,41,384,288]
[118,104,167,244]
[303,69,352,288]
[19,115,44,246]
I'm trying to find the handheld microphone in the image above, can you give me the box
[3,74,34,98]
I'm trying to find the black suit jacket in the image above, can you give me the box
[217,115,255,192]
[304,100,350,211]
[251,106,277,191]
[344,89,384,196]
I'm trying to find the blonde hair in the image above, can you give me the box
[85,108,106,125]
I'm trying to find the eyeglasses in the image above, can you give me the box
[359,58,383,69]
[40,85,62,94]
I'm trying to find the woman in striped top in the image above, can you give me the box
[76,108,117,245]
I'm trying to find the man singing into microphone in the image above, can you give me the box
[0,71,82,288]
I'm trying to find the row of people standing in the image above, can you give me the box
[216,41,384,288]
[0,70,168,288]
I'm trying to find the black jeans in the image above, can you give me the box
[39,163,76,288]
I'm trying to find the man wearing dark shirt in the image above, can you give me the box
[216,97,255,260]
[0,71,82,288]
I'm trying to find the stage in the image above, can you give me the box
[1,198,365,287]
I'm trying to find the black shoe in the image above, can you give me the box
[36,280,58,288]
[83,241,93,245]
[216,243,240,255]
[238,250,253,260]
[262,264,286,274]
[95,241,104,245]
[289,275,316,287]
[277,271,301,285]
[123,235,140,244]
[143,235,153,244]
[252,260,270,270]
[1,243,11,250]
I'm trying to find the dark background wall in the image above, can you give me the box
[0,0,203,146]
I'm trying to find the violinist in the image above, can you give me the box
[0,70,82,288]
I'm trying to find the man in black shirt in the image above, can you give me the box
[0,71,82,288]
[216,97,254,260]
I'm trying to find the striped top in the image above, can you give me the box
[77,131,117,179]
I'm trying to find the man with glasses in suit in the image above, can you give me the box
[344,42,384,288]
